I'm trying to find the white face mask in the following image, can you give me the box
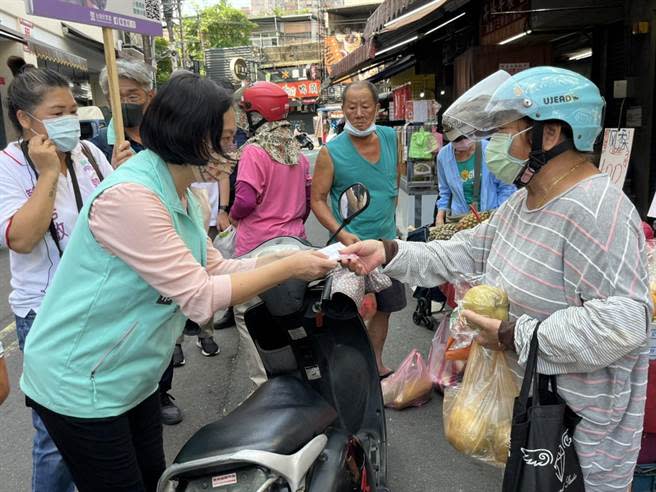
[344,118,376,138]
[452,138,473,152]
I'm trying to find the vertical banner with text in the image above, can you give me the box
[599,128,634,189]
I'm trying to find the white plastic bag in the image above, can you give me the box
[213,225,236,258]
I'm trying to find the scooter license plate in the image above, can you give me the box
[182,467,272,491]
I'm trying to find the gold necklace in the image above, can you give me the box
[535,158,588,208]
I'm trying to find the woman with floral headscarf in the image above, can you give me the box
[230,81,312,388]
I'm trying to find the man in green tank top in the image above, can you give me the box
[311,81,406,379]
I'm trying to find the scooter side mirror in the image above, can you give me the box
[338,183,370,222]
[327,183,370,245]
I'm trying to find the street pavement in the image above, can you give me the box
[0,179,503,491]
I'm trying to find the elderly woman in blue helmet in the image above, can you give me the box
[343,67,650,491]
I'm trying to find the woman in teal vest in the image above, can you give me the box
[311,81,406,379]
[20,72,337,492]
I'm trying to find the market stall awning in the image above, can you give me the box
[364,0,446,38]
[62,23,104,52]
[0,25,25,43]
[329,0,465,83]
[378,0,447,33]
[28,40,88,71]
[366,55,415,83]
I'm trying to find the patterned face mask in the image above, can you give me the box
[192,147,241,183]
[246,121,300,166]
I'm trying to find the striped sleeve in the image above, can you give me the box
[514,192,651,374]
[384,217,498,287]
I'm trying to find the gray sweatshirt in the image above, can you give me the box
[386,174,651,491]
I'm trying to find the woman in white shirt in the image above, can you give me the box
[0,57,114,492]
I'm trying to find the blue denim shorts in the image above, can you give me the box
[15,310,37,352]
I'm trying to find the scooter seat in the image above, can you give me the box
[174,375,338,463]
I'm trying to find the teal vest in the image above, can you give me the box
[20,150,207,418]
[326,126,398,240]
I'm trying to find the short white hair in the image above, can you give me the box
[99,58,153,96]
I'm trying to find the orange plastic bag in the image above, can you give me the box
[382,349,433,410]
[443,342,519,466]
[427,317,462,391]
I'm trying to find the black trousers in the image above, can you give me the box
[29,392,165,492]
[158,358,174,394]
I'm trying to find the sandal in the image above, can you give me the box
[379,370,395,380]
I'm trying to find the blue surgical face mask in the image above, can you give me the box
[344,118,376,138]
[29,113,81,152]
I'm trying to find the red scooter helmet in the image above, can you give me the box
[239,82,290,130]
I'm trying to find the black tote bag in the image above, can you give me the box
[502,326,585,492]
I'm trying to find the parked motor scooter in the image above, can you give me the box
[158,183,388,492]
[294,127,315,150]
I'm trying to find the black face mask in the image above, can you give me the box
[121,103,144,129]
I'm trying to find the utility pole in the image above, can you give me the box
[177,0,187,70]
[197,12,205,52]
[162,0,178,68]
[142,0,158,67]
[142,35,154,65]
[196,11,205,74]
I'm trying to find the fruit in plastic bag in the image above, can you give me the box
[492,421,511,464]
[444,405,488,455]
[443,342,519,466]
[382,349,433,410]
[462,285,509,323]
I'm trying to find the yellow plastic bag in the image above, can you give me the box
[443,342,519,466]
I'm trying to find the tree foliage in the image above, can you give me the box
[155,37,173,87]
[185,1,256,63]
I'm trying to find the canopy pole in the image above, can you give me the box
[102,28,125,148]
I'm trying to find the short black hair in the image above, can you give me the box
[141,72,232,166]
[342,81,379,105]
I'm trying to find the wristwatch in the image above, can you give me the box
[219,205,229,213]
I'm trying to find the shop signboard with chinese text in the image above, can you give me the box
[278,81,320,99]
[598,128,634,189]
[25,0,162,35]
[18,18,33,53]
[393,84,411,121]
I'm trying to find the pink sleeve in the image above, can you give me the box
[205,237,256,273]
[236,145,269,196]
[89,183,244,324]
